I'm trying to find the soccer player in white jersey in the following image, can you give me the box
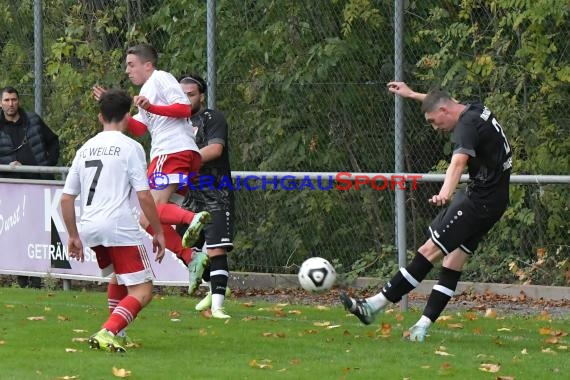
[61,89,166,352]
[93,43,209,277]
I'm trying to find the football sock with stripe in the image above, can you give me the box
[381,251,433,303]
[210,255,229,310]
[422,266,462,322]
[103,295,142,335]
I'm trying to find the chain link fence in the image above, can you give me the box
[0,0,568,285]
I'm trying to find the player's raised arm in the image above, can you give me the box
[387,81,427,102]
[134,95,191,118]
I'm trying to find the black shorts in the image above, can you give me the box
[428,190,506,255]
[182,189,234,252]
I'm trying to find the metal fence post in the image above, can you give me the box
[206,0,217,109]
[34,0,43,116]
[394,0,407,311]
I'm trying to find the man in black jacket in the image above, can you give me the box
[0,86,60,288]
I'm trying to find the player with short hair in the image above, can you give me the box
[61,89,166,352]
[93,43,209,278]
[340,81,512,342]
[178,74,234,319]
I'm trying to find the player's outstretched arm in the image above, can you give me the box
[136,190,166,263]
[387,81,427,102]
[133,96,191,118]
[60,193,85,261]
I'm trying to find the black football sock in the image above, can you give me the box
[382,251,433,303]
[423,266,462,322]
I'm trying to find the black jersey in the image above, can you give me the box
[452,102,512,203]
[190,108,231,184]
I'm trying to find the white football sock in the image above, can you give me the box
[365,292,389,312]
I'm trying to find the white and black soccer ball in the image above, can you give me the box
[298,257,336,292]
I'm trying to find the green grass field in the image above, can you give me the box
[0,287,567,380]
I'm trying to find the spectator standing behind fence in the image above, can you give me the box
[61,89,165,353]
[177,74,234,319]
[0,86,60,289]
[340,81,512,342]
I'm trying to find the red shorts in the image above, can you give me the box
[92,245,154,286]
[148,150,201,195]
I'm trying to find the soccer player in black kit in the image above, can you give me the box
[178,74,234,319]
[340,81,512,342]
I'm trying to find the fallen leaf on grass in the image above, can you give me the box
[242,302,255,308]
[303,329,318,335]
[440,362,452,370]
[465,312,478,321]
[536,310,551,321]
[316,305,330,310]
[72,329,87,333]
[5,304,15,308]
[276,303,289,307]
[377,322,392,336]
[447,323,464,329]
[249,359,272,369]
[199,329,208,336]
[313,321,331,327]
[521,348,528,355]
[242,316,257,321]
[289,358,301,365]
[326,325,341,329]
[478,363,500,373]
[169,311,180,318]
[544,337,559,344]
[26,316,45,321]
[112,367,131,377]
[473,327,482,335]
[58,315,70,321]
[497,328,511,332]
[541,348,556,354]
[437,315,453,322]
[0,340,5,345]
[288,310,302,315]
[485,309,497,318]
[496,376,515,380]
[45,307,52,312]
[65,348,78,353]
[435,351,454,356]
[200,310,212,319]
[56,376,79,379]
[557,345,567,350]
[170,319,181,322]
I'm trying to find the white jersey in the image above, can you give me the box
[63,131,149,247]
[132,70,199,160]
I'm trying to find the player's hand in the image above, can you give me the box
[152,232,166,263]
[134,96,151,110]
[387,81,415,98]
[428,194,449,206]
[92,85,107,101]
[67,236,85,262]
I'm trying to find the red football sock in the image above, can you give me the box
[156,203,195,225]
[103,295,142,335]
[145,224,193,266]
[107,283,128,314]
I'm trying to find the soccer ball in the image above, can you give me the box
[298,257,336,292]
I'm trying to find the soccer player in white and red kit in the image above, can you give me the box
[93,44,208,270]
[61,89,165,352]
